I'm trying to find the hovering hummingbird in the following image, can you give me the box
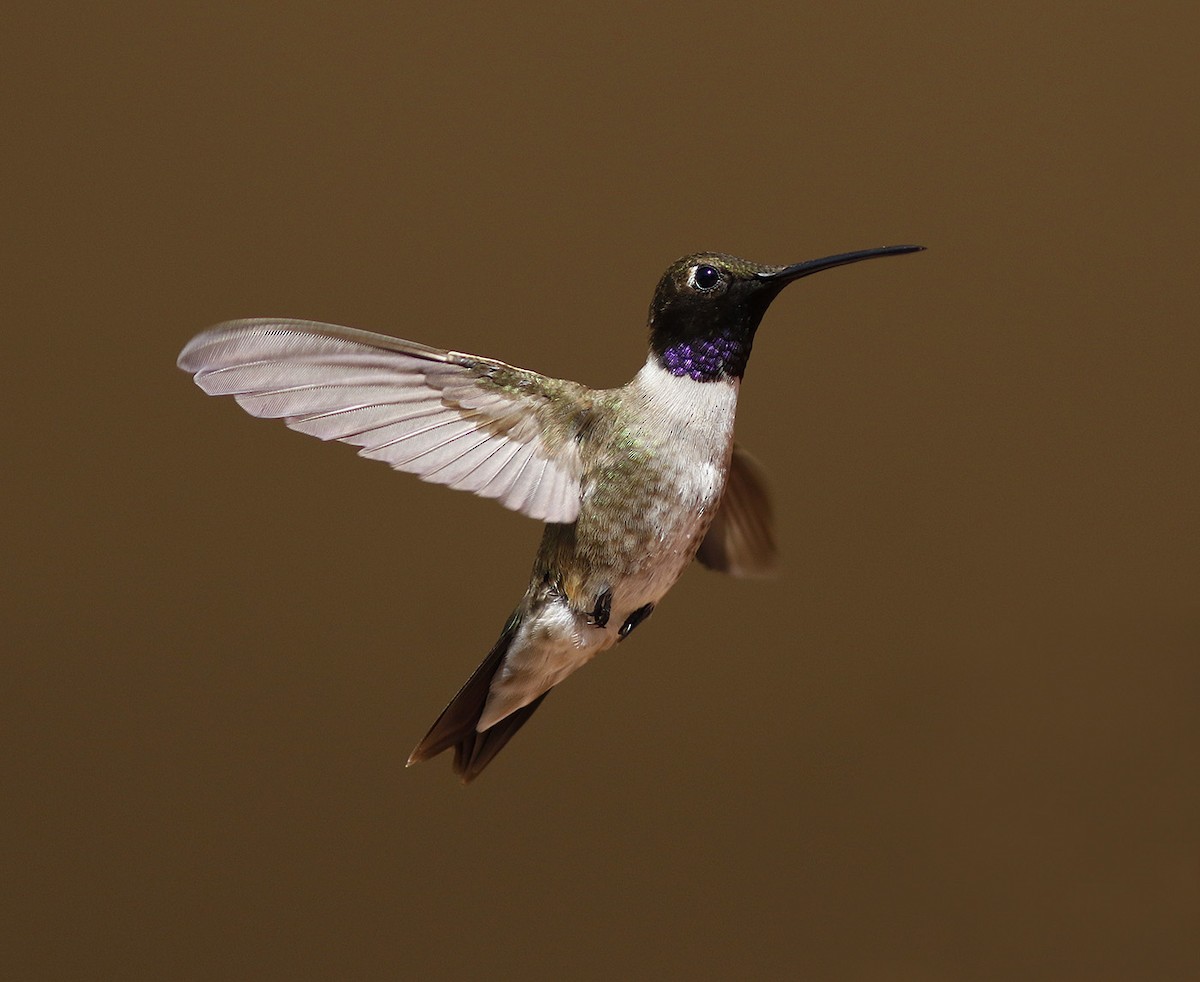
[178,244,922,782]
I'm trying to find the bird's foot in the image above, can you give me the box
[618,603,654,640]
[586,589,613,629]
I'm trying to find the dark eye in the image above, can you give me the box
[693,264,721,290]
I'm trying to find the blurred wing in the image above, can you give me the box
[696,444,777,577]
[178,319,591,523]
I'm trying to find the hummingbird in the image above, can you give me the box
[178,244,923,782]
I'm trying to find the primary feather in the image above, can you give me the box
[178,319,591,523]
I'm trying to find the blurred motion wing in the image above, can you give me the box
[696,444,778,577]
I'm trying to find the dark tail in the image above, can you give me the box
[406,611,548,784]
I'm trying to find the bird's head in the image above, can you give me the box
[647,245,923,382]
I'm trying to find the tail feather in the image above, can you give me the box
[453,692,548,780]
[407,611,548,783]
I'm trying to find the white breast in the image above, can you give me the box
[618,360,740,608]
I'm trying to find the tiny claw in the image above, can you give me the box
[618,603,654,640]
[587,589,613,629]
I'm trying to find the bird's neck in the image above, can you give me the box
[630,356,740,429]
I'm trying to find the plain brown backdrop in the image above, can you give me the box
[4,2,1197,979]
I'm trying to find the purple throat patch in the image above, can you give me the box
[660,331,747,382]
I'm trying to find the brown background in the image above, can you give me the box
[5,2,1198,979]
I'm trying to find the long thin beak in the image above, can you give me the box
[757,244,925,284]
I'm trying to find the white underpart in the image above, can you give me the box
[481,601,594,729]
[478,358,740,730]
[615,359,739,612]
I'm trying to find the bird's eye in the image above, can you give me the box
[692,264,721,291]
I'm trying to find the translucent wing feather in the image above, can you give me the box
[696,444,777,576]
[178,319,591,523]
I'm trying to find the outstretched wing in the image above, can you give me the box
[178,319,592,523]
[696,444,777,577]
